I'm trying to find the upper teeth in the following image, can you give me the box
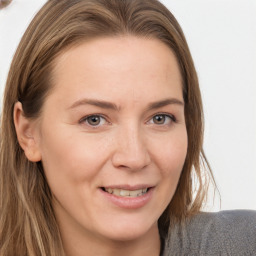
[105,188,148,197]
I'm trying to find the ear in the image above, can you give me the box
[13,102,42,162]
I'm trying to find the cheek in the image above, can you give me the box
[150,131,187,212]
[154,130,188,177]
[39,129,112,187]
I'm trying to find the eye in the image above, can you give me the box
[148,114,176,125]
[80,115,108,127]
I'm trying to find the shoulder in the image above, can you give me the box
[163,210,256,256]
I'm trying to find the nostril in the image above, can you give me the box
[111,147,151,171]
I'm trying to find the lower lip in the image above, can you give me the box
[99,188,154,209]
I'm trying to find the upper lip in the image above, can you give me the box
[101,184,154,190]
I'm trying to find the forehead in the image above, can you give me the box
[49,36,183,106]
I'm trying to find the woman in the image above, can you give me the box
[0,0,255,255]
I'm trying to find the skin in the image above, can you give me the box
[14,36,187,256]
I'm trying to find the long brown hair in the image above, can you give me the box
[0,0,215,255]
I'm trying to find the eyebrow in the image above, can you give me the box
[147,98,184,110]
[68,98,184,111]
[69,99,120,111]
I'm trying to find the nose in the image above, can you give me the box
[111,124,151,171]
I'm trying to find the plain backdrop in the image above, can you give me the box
[0,0,255,211]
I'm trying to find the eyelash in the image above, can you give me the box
[79,114,109,127]
[147,113,176,126]
[79,113,176,128]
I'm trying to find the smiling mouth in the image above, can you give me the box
[101,187,150,197]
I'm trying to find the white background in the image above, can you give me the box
[0,0,255,211]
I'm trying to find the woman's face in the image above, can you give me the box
[34,36,187,243]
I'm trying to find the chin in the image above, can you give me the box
[96,216,158,242]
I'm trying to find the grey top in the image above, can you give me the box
[163,210,256,256]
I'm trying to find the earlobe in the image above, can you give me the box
[13,102,42,162]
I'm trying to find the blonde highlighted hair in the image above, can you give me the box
[0,0,215,255]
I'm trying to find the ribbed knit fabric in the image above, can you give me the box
[163,210,256,256]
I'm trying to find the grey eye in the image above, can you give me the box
[153,115,166,124]
[86,115,102,126]
[148,114,176,126]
